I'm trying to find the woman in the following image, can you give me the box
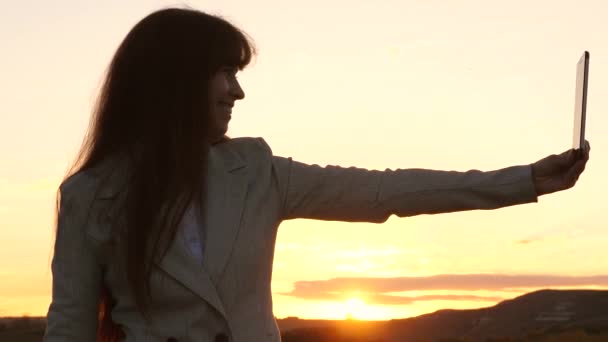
[44,7,590,342]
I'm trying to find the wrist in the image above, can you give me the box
[530,164,541,196]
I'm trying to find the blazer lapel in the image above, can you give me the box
[203,144,249,284]
[156,232,228,317]
[156,143,248,316]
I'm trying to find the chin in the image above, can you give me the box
[210,131,229,144]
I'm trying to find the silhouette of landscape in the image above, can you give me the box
[2,289,607,341]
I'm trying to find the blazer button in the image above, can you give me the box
[214,332,229,342]
[167,338,178,342]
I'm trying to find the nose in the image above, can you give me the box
[230,79,245,101]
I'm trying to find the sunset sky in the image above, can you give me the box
[1,0,607,320]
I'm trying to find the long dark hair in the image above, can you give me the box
[53,7,255,341]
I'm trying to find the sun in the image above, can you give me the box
[344,297,366,320]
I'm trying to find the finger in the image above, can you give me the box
[564,158,587,187]
[578,144,590,161]
[583,140,591,158]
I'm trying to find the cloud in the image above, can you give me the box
[517,237,542,244]
[369,294,503,305]
[282,291,503,305]
[280,274,608,305]
[516,226,590,245]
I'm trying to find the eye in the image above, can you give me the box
[223,67,238,77]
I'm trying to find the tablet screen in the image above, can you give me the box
[573,51,589,149]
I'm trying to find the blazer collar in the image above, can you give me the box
[93,142,247,199]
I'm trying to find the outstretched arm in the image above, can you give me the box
[262,140,547,223]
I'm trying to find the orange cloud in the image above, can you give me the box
[281,274,608,305]
[279,291,503,305]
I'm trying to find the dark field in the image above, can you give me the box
[3,290,608,341]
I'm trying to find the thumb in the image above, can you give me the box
[554,149,578,169]
[534,149,576,176]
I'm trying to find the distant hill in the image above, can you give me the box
[0,316,46,342]
[384,289,608,341]
[277,289,608,341]
[2,289,607,341]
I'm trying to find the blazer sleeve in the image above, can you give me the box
[260,139,539,223]
[44,177,101,341]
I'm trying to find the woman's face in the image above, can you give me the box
[208,66,245,141]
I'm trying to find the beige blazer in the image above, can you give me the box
[44,137,538,342]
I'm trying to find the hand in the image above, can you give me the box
[531,140,590,196]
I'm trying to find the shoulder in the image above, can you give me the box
[59,156,125,204]
[55,171,106,231]
[59,170,103,203]
[220,136,272,152]
[214,136,274,164]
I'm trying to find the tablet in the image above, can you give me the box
[573,51,589,150]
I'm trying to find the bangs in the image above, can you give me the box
[209,19,256,71]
